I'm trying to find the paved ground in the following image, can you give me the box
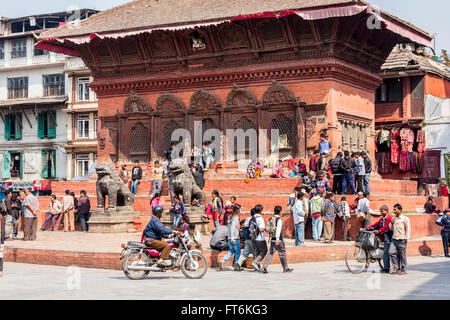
[0,255,448,300]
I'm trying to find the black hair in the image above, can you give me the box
[428,196,433,201]
[250,208,256,216]
[360,151,366,156]
[344,150,349,157]
[337,152,343,157]
[134,160,139,163]
[154,160,159,165]
[233,204,241,213]
[254,204,263,214]
[314,150,320,154]
[6,190,12,196]
[80,190,86,196]
[274,206,282,215]
[65,189,70,195]
[231,196,237,201]
[70,192,75,197]
[188,223,196,230]
[294,187,302,192]
[393,203,403,211]
[341,197,347,201]
[320,133,326,138]
[51,194,57,199]
[325,192,335,199]
[297,192,304,199]
[363,192,369,198]
[240,219,246,225]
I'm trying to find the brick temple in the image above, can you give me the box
[37,0,433,164]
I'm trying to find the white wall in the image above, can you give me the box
[424,94,450,177]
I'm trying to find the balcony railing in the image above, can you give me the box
[7,88,28,99]
[44,84,65,97]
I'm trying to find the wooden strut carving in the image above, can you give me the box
[123,91,152,113]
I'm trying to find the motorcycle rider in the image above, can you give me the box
[143,206,175,267]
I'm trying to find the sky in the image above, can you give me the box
[2,0,449,54]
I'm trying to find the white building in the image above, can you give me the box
[0,10,96,190]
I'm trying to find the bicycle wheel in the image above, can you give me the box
[345,243,368,274]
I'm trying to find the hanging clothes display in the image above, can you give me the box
[399,151,409,172]
[416,129,426,153]
[379,129,391,146]
[390,128,400,164]
[415,152,422,174]
[376,152,393,174]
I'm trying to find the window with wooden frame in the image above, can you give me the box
[37,110,56,139]
[77,77,90,101]
[7,77,28,99]
[11,39,27,58]
[4,112,22,140]
[41,149,56,179]
[375,78,403,103]
[77,114,90,139]
[43,74,65,96]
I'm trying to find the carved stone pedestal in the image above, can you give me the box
[162,206,210,235]
[88,211,136,233]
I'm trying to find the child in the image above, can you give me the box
[223,200,234,226]
[255,161,262,179]
[150,193,161,208]
[202,202,213,221]
[338,197,351,241]
[271,160,282,178]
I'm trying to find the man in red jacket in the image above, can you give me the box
[309,150,320,173]
[365,205,394,273]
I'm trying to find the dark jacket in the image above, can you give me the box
[165,148,173,162]
[330,156,343,174]
[77,196,91,214]
[340,156,355,173]
[436,215,450,229]
[143,217,173,241]
[193,171,205,190]
[170,201,186,216]
[364,156,372,173]
[131,166,143,180]
[9,198,21,219]
[4,196,12,215]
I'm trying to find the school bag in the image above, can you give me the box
[267,216,280,239]
[248,216,260,240]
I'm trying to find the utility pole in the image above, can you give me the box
[0,212,5,277]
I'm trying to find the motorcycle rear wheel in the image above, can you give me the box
[122,251,150,280]
[180,251,208,279]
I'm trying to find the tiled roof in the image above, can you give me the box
[0,96,67,108]
[381,51,450,80]
[39,0,359,38]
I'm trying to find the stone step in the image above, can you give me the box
[51,177,418,197]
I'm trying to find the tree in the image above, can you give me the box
[441,49,450,67]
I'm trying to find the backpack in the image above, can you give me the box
[267,216,280,239]
[0,198,7,214]
[242,227,250,240]
[330,158,342,174]
[248,216,260,240]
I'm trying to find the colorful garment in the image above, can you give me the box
[416,130,426,153]
[390,129,400,164]
[399,151,409,172]
[376,152,393,174]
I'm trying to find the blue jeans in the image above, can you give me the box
[342,172,356,195]
[312,216,323,240]
[294,222,305,246]
[221,239,241,264]
[383,234,392,271]
[131,179,140,194]
[80,212,90,232]
[364,174,370,194]
[172,214,182,229]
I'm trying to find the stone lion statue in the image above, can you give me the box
[96,162,134,213]
[168,158,205,208]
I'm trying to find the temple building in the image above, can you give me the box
[36,0,433,167]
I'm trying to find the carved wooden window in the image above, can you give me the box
[261,20,284,42]
[272,114,293,149]
[129,122,149,157]
[119,38,138,56]
[340,120,368,153]
[163,121,181,151]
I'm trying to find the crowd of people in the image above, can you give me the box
[0,188,91,242]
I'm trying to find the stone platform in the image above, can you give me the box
[3,231,444,270]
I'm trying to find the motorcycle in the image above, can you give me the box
[120,230,208,280]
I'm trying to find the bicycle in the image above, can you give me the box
[345,230,385,274]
